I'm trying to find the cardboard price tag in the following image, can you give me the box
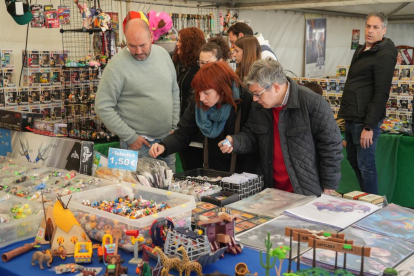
[108,148,138,171]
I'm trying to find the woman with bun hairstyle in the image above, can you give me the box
[198,36,231,67]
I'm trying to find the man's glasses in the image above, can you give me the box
[197,60,211,66]
[249,85,271,100]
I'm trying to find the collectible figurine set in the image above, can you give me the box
[293,64,414,133]
[0,49,114,140]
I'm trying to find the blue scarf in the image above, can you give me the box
[195,83,240,138]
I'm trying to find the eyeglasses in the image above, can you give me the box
[197,60,211,66]
[250,85,271,100]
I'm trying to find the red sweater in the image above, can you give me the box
[272,107,293,192]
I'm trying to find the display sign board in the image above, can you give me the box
[108,148,138,171]
[291,231,354,245]
[308,237,371,257]
[285,227,345,239]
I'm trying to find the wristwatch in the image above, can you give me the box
[364,127,372,131]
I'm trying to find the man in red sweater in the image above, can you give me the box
[219,58,343,196]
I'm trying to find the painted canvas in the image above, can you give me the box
[235,215,338,258]
[354,203,414,242]
[396,254,414,276]
[283,194,379,230]
[226,188,316,217]
[302,227,414,276]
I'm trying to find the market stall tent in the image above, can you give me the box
[1,0,414,80]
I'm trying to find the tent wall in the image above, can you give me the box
[1,3,414,85]
[0,0,218,85]
[239,10,414,77]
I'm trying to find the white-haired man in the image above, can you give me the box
[219,57,343,196]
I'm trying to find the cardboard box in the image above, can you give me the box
[0,109,42,131]
[33,119,67,136]
[358,194,384,205]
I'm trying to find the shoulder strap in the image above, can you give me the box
[203,136,209,169]
[230,108,242,174]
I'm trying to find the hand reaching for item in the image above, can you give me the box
[129,136,150,151]
[218,135,234,153]
[149,143,165,158]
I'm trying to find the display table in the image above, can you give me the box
[0,238,312,276]
[338,133,414,208]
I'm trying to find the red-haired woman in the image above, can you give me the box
[149,61,258,173]
[172,27,206,118]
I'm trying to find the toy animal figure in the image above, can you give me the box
[152,246,183,276]
[31,250,53,269]
[177,246,203,276]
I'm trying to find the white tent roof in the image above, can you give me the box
[182,0,414,23]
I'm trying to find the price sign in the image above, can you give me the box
[108,148,138,171]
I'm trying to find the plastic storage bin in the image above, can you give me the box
[62,183,195,252]
[221,175,264,199]
[173,169,232,185]
[174,169,264,199]
[0,193,43,247]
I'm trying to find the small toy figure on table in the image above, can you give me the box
[31,249,53,270]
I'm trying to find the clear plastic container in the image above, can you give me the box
[0,194,42,247]
[62,183,195,252]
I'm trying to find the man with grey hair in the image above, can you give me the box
[219,57,343,196]
[95,19,180,171]
[339,12,397,194]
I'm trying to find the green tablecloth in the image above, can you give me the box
[93,140,120,157]
[93,135,414,207]
[338,134,414,208]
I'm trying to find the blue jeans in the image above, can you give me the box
[120,138,176,173]
[344,120,382,194]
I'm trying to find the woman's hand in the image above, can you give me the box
[149,143,165,158]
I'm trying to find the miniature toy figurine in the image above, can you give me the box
[2,241,39,262]
[235,263,257,276]
[270,245,290,276]
[126,230,145,264]
[177,246,203,276]
[74,242,93,263]
[98,234,115,263]
[31,250,53,269]
[53,245,68,260]
[383,268,398,276]
[260,233,277,276]
[152,247,182,276]
[104,255,128,276]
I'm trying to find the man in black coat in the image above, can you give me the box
[338,12,397,195]
[219,57,343,196]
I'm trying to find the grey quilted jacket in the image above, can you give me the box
[232,78,343,196]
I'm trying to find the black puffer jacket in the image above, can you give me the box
[338,38,398,129]
[176,63,200,118]
[232,78,343,196]
[160,85,259,173]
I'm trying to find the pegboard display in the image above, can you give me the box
[60,0,116,62]
[170,5,221,37]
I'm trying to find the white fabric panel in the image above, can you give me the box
[1,4,413,85]
[386,23,414,46]
[239,10,367,77]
